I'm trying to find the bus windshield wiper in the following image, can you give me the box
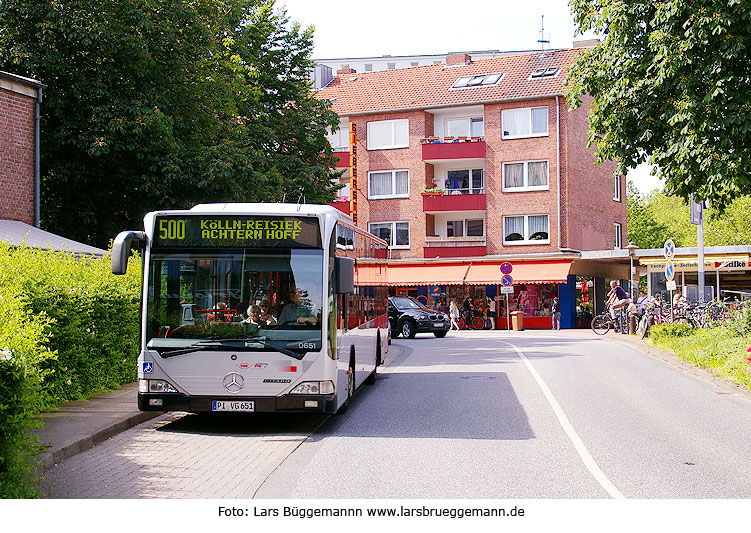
[160,338,305,360]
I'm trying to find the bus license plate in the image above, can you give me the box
[212,400,255,412]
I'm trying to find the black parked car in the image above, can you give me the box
[388,296,449,339]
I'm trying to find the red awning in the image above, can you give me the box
[386,263,472,286]
[465,261,572,285]
[355,262,387,285]
[383,260,572,286]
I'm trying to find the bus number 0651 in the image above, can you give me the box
[159,219,185,240]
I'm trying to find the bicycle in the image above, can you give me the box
[591,303,628,335]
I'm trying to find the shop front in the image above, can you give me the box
[386,259,576,329]
[639,250,751,301]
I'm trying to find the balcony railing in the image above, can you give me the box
[423,191,486,212]
[421,137,486,161]
[425,236,486,247]
[424,236,486,258]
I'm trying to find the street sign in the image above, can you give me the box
[500,262,513,275]
[501,274,513,286]
[663,239,675,260]
[665,260,675,281]
[666,280,677,291]
[500,285,514,295]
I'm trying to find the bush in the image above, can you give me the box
[0,242,141,497]
[650,322,693,340]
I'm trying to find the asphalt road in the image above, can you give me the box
[41,330,751,499]
[257,330,751,499]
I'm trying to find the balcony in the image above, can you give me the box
[423,190,486,212]
[332,150,350,168]
[421,137,486,163]
[424,236,486,259]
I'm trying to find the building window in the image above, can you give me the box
[503,214,550,245]
[613,175,621,201]
[447,219,484,237]
[387,62,396,70]
[530,67,559,79]
[326,118,349,151]
[368,170,409,199]
[502,160,549,191]
[369,221,409,248]
[367,119,409,150]
[614,223,622,249]
[445,117,484,138]
[446,169,484,194]
[451,73,504,89]
[411,62,418,66]
[501,107,548,139]
[365,63,373,71]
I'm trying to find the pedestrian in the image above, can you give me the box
[551,296,561,330]
[449,300,460,330]
[488,296,496,329]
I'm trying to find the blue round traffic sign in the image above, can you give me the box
[665,260,675,281]
[501,274,513,286]
[500,262,513,275]
[664,239,675,260]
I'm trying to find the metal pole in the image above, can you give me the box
[629,255,634,300]
[698,204,705,302]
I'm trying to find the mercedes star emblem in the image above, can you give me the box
[223,372,244,393]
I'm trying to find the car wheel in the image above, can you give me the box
[401,319,416,339]
[433,330,447,338]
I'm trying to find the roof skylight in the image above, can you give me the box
[530,67,560,79]
[451,72,504,89]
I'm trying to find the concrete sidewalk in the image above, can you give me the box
[34,383,160,477]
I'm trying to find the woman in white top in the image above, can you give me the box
[449,300,460,330]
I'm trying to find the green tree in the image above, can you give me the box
[566,0,751,211]
[0,0,340,247]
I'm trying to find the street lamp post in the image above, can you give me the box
[626,242,638,300]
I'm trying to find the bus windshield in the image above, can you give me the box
[146,248,323,354]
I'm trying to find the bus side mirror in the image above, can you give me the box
[335,257,354,294]
[111,231,146,275]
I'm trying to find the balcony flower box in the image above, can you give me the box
[421,188,445,197]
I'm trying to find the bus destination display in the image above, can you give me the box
[153,215,322,248]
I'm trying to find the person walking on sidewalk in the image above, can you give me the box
[449,300,460,330]
[551,297,561,330]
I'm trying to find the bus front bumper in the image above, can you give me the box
[138,392,337,413]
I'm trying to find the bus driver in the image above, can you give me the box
[279,285,318,325]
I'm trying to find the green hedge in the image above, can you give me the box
[0,242,141,497]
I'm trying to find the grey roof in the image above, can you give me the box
[0,220,107,256]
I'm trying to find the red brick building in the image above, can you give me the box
[0,71,106,256]
[0,71,44,225]
[319,46,628,328]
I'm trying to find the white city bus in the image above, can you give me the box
[112,203,388,414]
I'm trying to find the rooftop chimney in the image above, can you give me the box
[337,68,357,75]
[446,53,471,65]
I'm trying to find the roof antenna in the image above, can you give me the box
[296,192,305,211]
[281,192,286,203]
[537,15,550,50]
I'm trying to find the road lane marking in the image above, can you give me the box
[499,340,626,499]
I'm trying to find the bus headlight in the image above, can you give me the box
[289,381,334,395]
[139,379,178,393]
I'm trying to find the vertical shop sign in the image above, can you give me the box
[349,122,358,225]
